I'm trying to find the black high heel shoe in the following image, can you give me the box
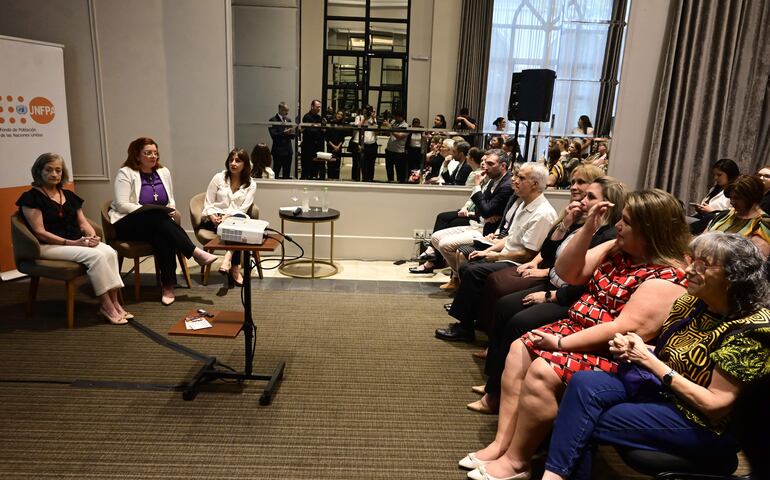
[227,272,243,288]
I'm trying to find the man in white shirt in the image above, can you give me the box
[436,162,557,342]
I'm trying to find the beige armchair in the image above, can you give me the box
[189,192,262,285]
[10,212,103,329]
[100,201,192,301]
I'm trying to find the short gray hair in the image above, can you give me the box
[520,162,548,192]
[690,232,770,319]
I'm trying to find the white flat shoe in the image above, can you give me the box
[459,452,492,470]
[467,465,530,480]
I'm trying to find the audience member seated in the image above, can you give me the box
[423,136,446,184]
[464,147,484,186]
[560,141,582,183]
[435,163,557,342]
[756,165,770,213]
[503,136,524,165]
[583,140,609,171]
[429,138,458,185]
[17,153,131,325]
[470,175,625,414]
[107,137,217,305]
[250,143,275,179]
[465,165,606,351]
[442,141,471,185]
[457,189,690,478]
[488,135,503,150]
[689,158,740,233]
[410,150,513,276]
[200,148,257,287]
[706,174,770,257]
[546,146,565,189]
[540,232,770,480]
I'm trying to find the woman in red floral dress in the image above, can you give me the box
[459,189,691,480]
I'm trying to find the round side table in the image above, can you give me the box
[278,208,340,278]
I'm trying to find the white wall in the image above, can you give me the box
[608,0,674,189]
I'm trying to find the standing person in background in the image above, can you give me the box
[384,111,409,183]
[571,115,594,157]
[325,110,346,180]
[250,143,275,179]
[357,105,379,182]
[406,117,424,179]
[108,137,217,305]
[267,102,295,179]
[300,100,324,180]
[17,153,131,325]
[453,107,477,145]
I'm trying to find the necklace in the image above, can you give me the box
[141,171,159,203]
[42,187,64,217]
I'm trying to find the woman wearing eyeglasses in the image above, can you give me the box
[107,137,217,305]
[540,232,770,480]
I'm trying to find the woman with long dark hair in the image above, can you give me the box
[200,148,257,287]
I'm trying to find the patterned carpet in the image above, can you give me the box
[0,275,708,479]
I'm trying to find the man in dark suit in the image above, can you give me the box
[300,100,324,179]
[268,102,295,179]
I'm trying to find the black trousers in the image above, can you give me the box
[448,261,515,331]
[114,210,196,286]
[326,153,341,180]
[406,145,422,173]
[361,143,378,182]
[272,154,292,179]
[300,151,316,179]
[348,142,361,181]
[385,150,408,183]
[483,286,570,396]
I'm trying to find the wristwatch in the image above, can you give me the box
[662,369,678,387]
[544,291,552,302]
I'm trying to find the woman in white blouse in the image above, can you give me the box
[200,148,257,286]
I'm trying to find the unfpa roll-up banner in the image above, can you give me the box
[0,35,72,279]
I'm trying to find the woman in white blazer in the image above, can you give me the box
[108,137,216,305]
[200,148,257,287]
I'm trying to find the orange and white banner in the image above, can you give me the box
[0,35,72,279]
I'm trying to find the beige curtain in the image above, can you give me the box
[454,0,494,142]
[644,0,770,204]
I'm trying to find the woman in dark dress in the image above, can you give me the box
[17,153,130,325]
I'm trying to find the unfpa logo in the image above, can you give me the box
[0,95,55,125]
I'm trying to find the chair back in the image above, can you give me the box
[100,200,117,242]
[10,213,40,263]
[189,192,205,231]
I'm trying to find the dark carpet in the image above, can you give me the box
[0,276,705,479]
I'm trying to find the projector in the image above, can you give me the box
[216,217,269,244]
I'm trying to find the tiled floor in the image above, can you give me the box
[131,256,454,296]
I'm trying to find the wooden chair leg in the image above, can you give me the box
[65,279,76,329]
[27,276,40,316]
[254,252,264,279]
[178,253,192,289]
[133,258,142,302]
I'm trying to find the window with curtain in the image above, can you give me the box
[484,0,623,137]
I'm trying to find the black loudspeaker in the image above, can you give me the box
[507,69,556,122]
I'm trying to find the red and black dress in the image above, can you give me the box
[521,251,686,383]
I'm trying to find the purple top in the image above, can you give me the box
[139,171,169,206]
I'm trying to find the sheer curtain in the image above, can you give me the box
[484,0,614,137]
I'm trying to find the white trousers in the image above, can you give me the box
[431,225,483,274]
[39,242,124,296]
